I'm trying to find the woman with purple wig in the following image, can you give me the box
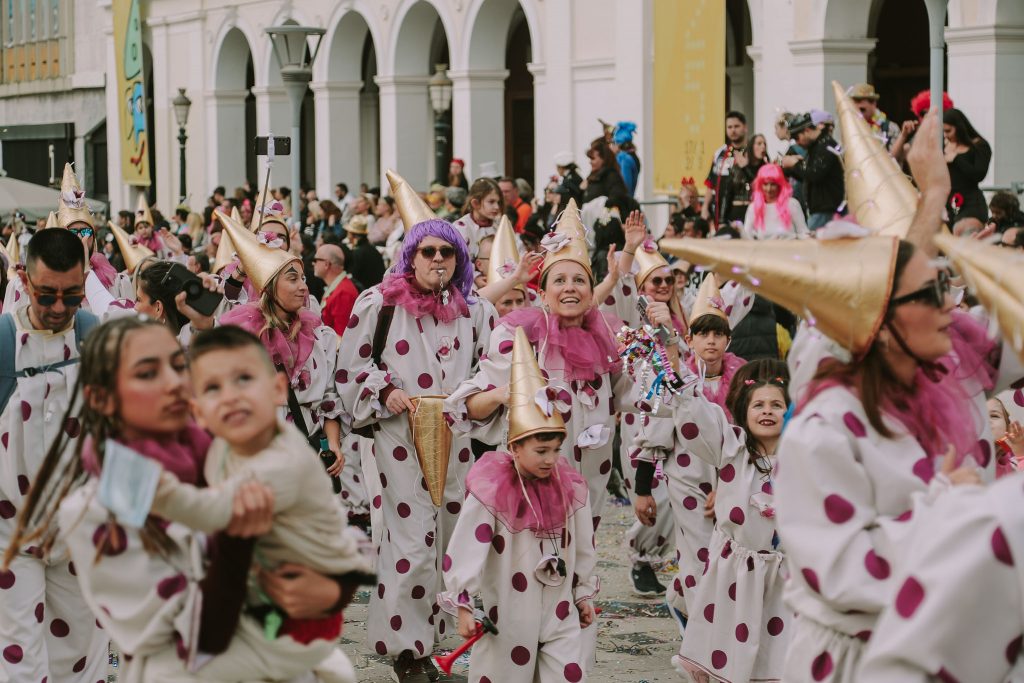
[335,205,496,681]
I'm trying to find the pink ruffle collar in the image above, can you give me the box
[82,422,211,485]
[499,306,623,382]
[685,351,746,420]
[219,302,320,385]
[89,252,118,290]
[379,273,469,323]
[467,451,588,538]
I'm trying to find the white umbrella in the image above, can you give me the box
[0,175,106,221]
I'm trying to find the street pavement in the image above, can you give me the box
[344,498,683,682]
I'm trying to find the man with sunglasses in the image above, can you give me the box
[0,228,106,683]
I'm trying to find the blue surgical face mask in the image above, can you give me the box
[97,440,161,529]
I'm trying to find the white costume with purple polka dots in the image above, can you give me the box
[859,470,1024,682]
[336,286,496,661]
[640,378,791,682]
[439,477,598,683]
[0,307,108,683]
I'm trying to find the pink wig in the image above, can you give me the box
[751,164,792,234]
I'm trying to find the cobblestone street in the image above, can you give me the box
[344,500,682,682]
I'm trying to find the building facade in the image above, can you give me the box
[0,0,1020,215]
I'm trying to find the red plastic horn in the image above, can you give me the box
[433,616,499,675]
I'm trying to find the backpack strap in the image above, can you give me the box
[351,304,395,438]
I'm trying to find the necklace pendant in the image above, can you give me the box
[441,289,450,306]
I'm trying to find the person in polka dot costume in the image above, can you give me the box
[440,327,597,683]
[452,178,504,260]
[858,470,1024,682]
[336,217,496,680]
[636,359,792,682]
[0,229,107,683]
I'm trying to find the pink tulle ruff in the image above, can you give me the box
[82,422,211,485]
[467,451,588,539]
[499,306,623,382]
[685,351,746,420]
[219,302,319,385]
[379,273,470,323]
[89,252,118,290]
[801,311,999,474]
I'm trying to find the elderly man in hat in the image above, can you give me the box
[850,82,900,149]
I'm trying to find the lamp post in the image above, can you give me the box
[172,88,191,204]
[429,64,453,185]
[923,0,947,148]
[266,25,325,197]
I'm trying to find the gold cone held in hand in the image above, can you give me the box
[689,273,729,325]
[833,81,918,238]
[44,211,58,229]
[660,236,899,356]
[508,326,566,444]
[135,193,155,227]
[541,198,592,279]
[487,216,524,292]
[407,396,453,507]
[216,209,299,293]
[56,163,94,229]
[936,232,1024,362]
[108,220,154,274]
[386,169,437,228]
[633,242,670,288]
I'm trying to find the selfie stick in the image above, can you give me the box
[256,136,276,232]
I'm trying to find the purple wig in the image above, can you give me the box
[391,219,475,301]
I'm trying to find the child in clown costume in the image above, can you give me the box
[440,326,598,683]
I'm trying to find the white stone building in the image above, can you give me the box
[1,0,1021,215]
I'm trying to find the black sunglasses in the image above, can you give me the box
[69,227,94,238]
[648,275,676,287]
[26,274,84,308]
[417,245,456,260]
[889,270,951,310]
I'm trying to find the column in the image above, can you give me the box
[787,38,876,112]
[376,75,431,189]
[148,19,173,211]
[251,85,295,190]
[530,0,572,193]
[360,89,380,186]
[946,25,1024,186]
[204,89,249,192]
[311,80,364,198]
[449,68,509,178]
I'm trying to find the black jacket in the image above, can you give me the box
[583,166,628,204]
[729,294,779,362]
[344,239,386,291]
[791,133,844,215]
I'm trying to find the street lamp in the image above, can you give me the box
[172,87,191,204]
[266,24,325,197]
[429,63,453,185]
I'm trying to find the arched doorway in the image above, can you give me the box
[213,27,255,194]
[869,0,942,124]
[505,7,533,186]
[360,34,380,187]
[726,0,753,120]
[142,43,156,204]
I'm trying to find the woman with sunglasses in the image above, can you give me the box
[772,111,1022,683]
[335,177,497,681]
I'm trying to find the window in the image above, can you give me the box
[1,0,66,83]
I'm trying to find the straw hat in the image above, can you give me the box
[56,163,94,229]
[660,235,899,356]
[386,169,437,228]
[486,216,524,293]
[833,81,918,238]
[107,220,154,274]
[508,326,566,444]
[541,198,591,280]
[216,210,299,292]
[345,215,369,235]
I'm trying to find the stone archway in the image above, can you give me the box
[211,27,254,192]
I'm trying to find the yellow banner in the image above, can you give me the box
[112,0,151,186]
[652,0,724,195]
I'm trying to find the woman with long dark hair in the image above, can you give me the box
[943,108,991,235]
[583,137,628,203]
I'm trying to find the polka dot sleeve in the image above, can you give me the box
[669,381,738,471]
[334,288,398,427]
[632,410,675,465]
[438,494,492,617]
[859,482,1022,682]
[443,322,512,446]
[597,271,641,328]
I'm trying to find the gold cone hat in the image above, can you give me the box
[108,220,154,273]
[44,211,58,229]
[508,326,566,444]
[386,169,437,228]
[407,396,453,507]
[935,232,1024,361]
[541,198,592,279]
[251,187,288,232]
[660,236,898,356]
[56,163,94,229]
[211,209,239,274]
[216,209,298,292]
[689,273,730,325]
[633,242,670,288]
[2,233,14,276]
[487,216,524,292]
[135,193,154,227]
[833,81,918,238]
